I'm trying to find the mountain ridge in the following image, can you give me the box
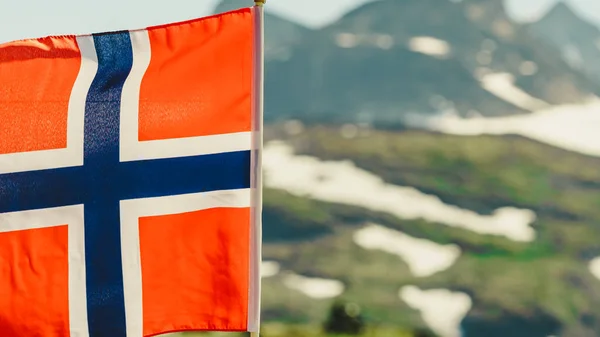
[257,0,600,125]
[527,1,600,84]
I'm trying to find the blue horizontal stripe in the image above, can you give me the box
[0,151,251,214]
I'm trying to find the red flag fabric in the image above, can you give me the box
[0,7,260,337]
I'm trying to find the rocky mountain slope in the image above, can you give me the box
[261,0,599,125]
[527,2,600,85]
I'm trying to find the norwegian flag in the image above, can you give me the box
[0,7,262,337]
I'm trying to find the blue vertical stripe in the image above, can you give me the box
[84,31,132,337]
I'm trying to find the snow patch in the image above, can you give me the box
[264,141,537,242]
[400,286,472,337]
[404,99,600,158]
[283,273,344,299]
[354,224,461,277]
[336,33,359,48]
[589,257,600,280]
[262,261,281,278]
[480,73,549,111]
[408,36,451,58]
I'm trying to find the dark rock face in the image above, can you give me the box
[462,309,562,337]
[259,0,599,126]
[214,0,599,126]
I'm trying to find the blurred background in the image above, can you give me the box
[4,0,600,336]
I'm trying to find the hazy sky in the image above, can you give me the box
[0,0,599,43]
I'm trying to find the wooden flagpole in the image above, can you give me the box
[250,1,265,337]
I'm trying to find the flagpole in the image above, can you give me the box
[250,1,265,337]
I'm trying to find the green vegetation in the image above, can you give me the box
[285,128,600,219]
[256,126,600,337]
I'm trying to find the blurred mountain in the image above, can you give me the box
[260,124,600,337]
[212,0,312,62]
[263,0,599,126]
[527,2,600,85]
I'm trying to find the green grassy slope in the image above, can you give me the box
[255,126,600,337]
